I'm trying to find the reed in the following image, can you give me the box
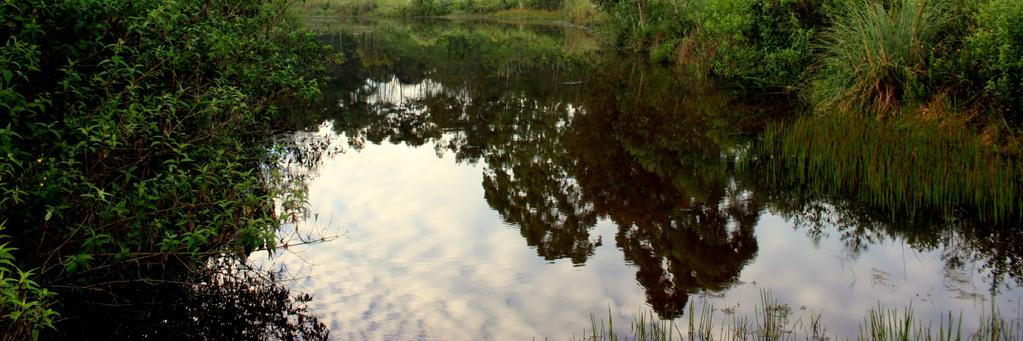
[574,291,1020,340]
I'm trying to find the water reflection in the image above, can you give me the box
[552,65,772,318]
[279,18,1022,339]
[50,259,328,340]
[309,22,785,319]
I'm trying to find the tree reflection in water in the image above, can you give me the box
[294,18,1022,320]
[303,22,777,318]
[557,61,772,318]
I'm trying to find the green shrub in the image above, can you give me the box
[564,0,598,23]
[650,37,680,63]
[811,0,950,116]
[403,0,565,16]
[595,0,694,52]
[0,0,324,325]
[694,0,831,88]
[593,0,833,87]
[963,0,1023,120]
[524,0,564,10]
[0,225,58,341]
[407,0,454,15]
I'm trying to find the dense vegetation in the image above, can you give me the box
[1,0,326,338]
[590,0,1023,225]
[597,0,1022,122]
[320,0,1023,220]
[298,0,597,22]
[302,0,1022,124]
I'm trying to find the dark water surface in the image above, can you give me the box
[255,18,1022,340]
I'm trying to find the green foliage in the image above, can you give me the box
[0,0,324,332]
[694,0,832,88]
[963,0,1023,120]
[589,0,1023,121]
[297,0,579,17]
[810,0,950,116]
[400,0,564,16]
[0,225,57,341]
[338,19,581,79]
[596,0,694,53]
[649,37,680,64]
[407,0,453,15]
[594,0,833,87]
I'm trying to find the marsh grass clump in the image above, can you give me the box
[859,305,929,341]
[576,291,797,341]
[859,304,1022,341]
[811,0,950,116]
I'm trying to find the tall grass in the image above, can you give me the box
[755,289,789,340]
[575,292,1021,340]
[859,304,1021,341]
[576,291,795,341]
[812,0,950,116]
[564,0,597,24]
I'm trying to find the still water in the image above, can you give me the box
[256,18,1022,340]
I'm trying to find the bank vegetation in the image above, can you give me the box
[1,0,327,338]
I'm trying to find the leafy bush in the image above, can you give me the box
[650,37,680,63]
[0,0,324,333]
[593,0,832,87]
[525,0,564,10]
[694,0,836,88]
[963,0,1023,120]
[408,0,454,15]
[811,0,950,116]
[0,226,57,341]
[403,0,564,16]
[595,0,694,52]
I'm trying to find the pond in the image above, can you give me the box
[256,18,1022,340]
